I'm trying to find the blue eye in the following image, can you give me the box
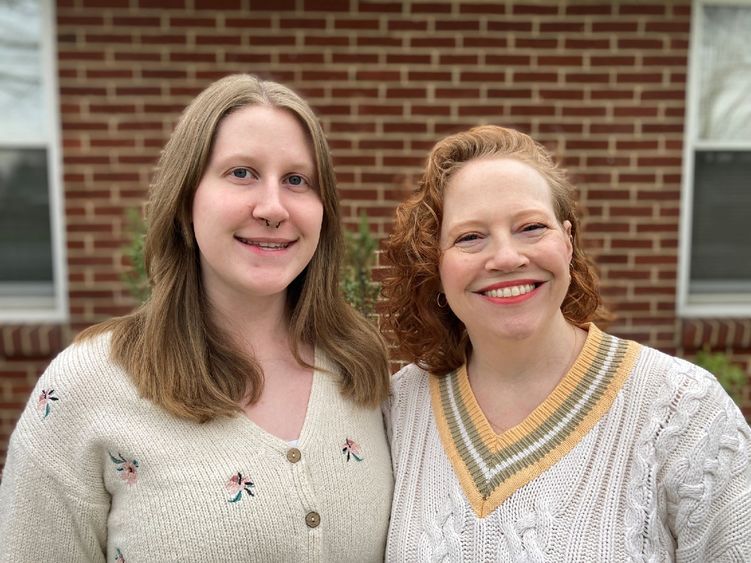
[288,175,304,186]
[231,168,250,179]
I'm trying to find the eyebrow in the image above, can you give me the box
[211,153,316,174]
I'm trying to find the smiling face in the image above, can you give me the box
[191,104,323,311]
[438,157,573,344]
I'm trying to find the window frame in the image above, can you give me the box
[0,0,67,323]
[678,0,751,317]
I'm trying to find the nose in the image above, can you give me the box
[250,180,290,227]
[484,238,528,273]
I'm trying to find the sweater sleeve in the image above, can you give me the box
[665,363,751,562]
[0,343,110,562]
[0,436,108,562]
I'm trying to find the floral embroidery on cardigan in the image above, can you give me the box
[342,438,363,462]
[109,452,139,485]
[226,472,255,502]
[37,388,59,418]
[114,548,126,562]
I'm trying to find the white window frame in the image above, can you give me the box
[678,0,751,317]
[0,0,67,323]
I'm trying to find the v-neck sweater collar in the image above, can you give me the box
[429,323,641,518]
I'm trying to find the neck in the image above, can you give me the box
[465,315,586,433]
[467,314,579,387]
[208,290,295,361]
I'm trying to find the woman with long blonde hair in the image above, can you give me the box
[0,74,393,561]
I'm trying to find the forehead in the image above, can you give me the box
[212,105,314,158]
[443,157,554,213]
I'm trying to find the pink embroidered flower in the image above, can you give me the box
[342,437,363,462]
[114,548,126,562]
[226,472,255,503]
[37,388,59,418]
[109,452,139,485]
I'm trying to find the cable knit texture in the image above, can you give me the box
[385,325,751,562]
[0,333,393,562]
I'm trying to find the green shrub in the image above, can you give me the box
[340,212,380,318]
[695,347,748,408]
[121,209,149,303]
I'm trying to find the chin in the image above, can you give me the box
[477,317,545,343]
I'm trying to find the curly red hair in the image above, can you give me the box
[381,125,609,374]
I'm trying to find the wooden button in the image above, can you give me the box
[305,511,320,528]
[286,448,301,463]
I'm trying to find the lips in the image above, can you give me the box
[482,283,536,298]
[234,236,292,249]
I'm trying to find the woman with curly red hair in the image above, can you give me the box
[381,125,750,561]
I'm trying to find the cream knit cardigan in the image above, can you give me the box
[0,333,393,562]
[385,326,751,562]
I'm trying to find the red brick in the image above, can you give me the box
[486,54,532,65]
[138,0,186,6]
[619,4,666,15]
[459,2,506,14]
[387,19,428,30]
[539,22,585,33]
[464,36,508,48]
[565,38,610,50]
[410,3,452,13]
[435,20,480,31]
[618,38,664,50]
[82,0,128,6]
[487,21,533,32]
[249,0,295,8]
[516,38,557,49]
[566,4,613,15]
[303,0,349,10]
[436,87,482,98]
[279,17,327,29]
[334,18,380,30]
[591,21,639,33]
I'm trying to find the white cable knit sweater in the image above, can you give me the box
[0,332,393,562]
[385,325,751,562]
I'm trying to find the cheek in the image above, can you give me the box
[438,254,467,292]
[302,202,324,237]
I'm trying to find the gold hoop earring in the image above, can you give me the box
[436,292,447,308]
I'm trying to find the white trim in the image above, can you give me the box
[0,0,67,323]
[678,0,751,317]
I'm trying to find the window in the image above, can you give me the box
[0,0,66,322]
[679,0,751,316]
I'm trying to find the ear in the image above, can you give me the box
[563,220,573,261]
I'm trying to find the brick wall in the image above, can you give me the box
[2,0,750,468]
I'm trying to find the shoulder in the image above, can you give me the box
[628,339,739,419]
[384,364,432,449]
[11,332,136,451]
[618,336,750,468]
[38,331,132,400]
[390,363,431,405]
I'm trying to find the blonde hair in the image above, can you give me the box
[79,74,389,420]
[381,125,608,374]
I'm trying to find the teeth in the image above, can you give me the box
[236,237,289,249]
[256,242,287,249]
[484,283,535,298]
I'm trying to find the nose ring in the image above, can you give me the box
[262,218,281,229]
